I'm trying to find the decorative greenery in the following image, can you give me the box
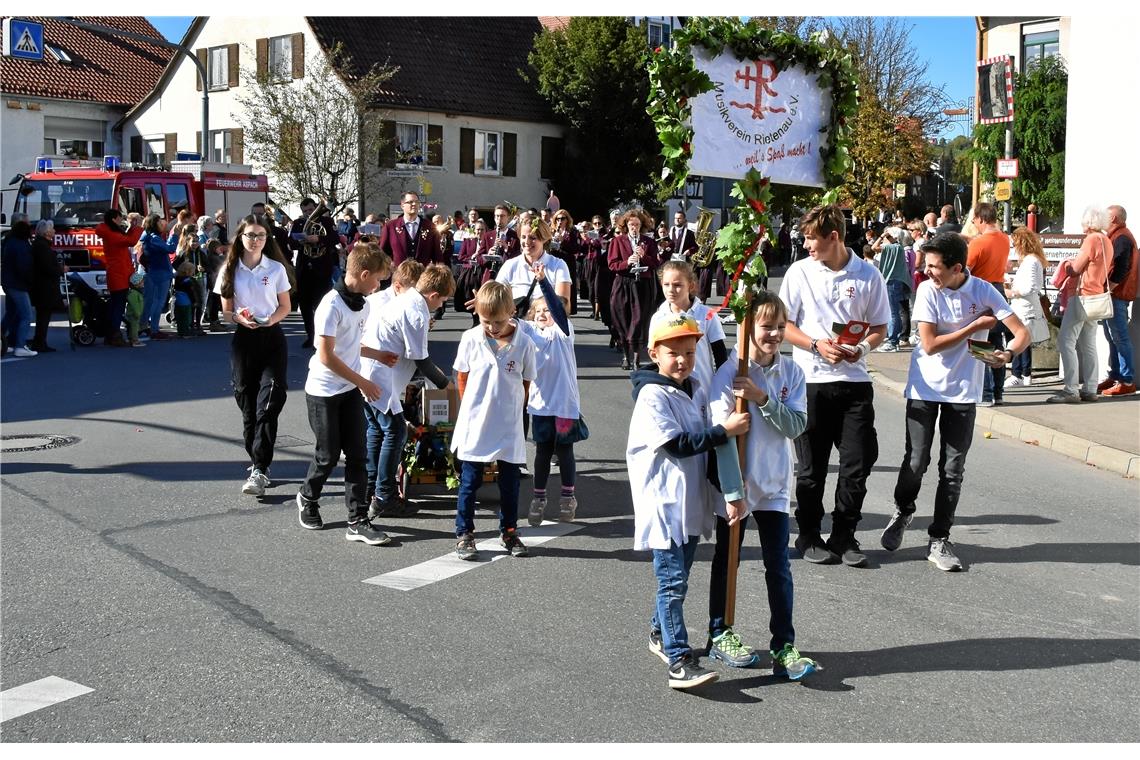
[647,17,858,318]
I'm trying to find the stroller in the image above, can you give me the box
[64,273,112,347]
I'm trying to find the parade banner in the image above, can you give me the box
[689,48,831,187]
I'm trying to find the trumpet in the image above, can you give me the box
[690,207,718,267]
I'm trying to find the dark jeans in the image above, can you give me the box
[981,281,1010,400]
[301,388,368,520]
[1011,345,1032,379]
[892,399,975,540]
[230,325,288,472]
[1103,297,1135,384]
[651,537,700,665]
[297,276,332,343]
[32,303,53,348]
[363,404,407,503]
[455,459,521,536]
[886,279,911,345]
[793,381,878,540]
[107,288,128,341]
[534,440,575,490]
[708,512,794,653]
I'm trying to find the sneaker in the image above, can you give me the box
[649,630,669,664]
[346,519,392,546]
[1004,375,1024,388]
[242,467,268,496]
[1103,382,1137,396]
[880,508,914,551]
[667,654,718,690]
[501,528,529,557]
[528,496,546,527]
[875,342,898,352]
[519,464,531,479]
[367,496,385,521]
[13,346,38,358]
[1078,391,1099,403]
[296,492,323,530]
[828,535,868,567]
[795,534,840,565]
[558,495,577,522]
[707,628,759,668]
[130,339,145,348]
[1045,392,1080,404]
[771,643,820,681]
[456,532,478,560]
[927,538,963,572]
[1096,377,1118,393]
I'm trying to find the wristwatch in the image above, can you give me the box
[810,338,821,356]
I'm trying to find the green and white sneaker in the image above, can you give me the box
[771,643,820,681]
[707,628,759,668]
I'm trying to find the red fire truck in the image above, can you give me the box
[7,156,269,295]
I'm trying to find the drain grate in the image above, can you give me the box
[2,434,81,453]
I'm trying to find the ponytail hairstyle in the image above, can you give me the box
[219,214,297,300]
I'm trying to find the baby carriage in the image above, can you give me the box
[64,273,111,347]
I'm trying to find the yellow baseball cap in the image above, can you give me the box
[649,314,704,348]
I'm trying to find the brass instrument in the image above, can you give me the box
[690,207,718,267]
[301,196,331,258]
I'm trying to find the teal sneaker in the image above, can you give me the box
[707,628,760,668]
[771,643,820,681]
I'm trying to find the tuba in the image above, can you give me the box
[690,207,718,267]
[301,196,331,258]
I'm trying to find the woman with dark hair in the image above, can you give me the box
[94,208,142,346]
[215,215,297,497]
[550,209,581,315]
[584,215,606,321]
[139,213,178,340]
[607,208,660,369]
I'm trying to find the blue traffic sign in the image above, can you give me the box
[3,18,45,61]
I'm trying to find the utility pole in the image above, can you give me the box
[1003,123,1014,233]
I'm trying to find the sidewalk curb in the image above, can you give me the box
[869,370,1139,479]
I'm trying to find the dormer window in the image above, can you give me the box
[46,44,72,63]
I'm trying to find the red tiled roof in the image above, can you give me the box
[1,16,172,106]
[538,17,572,31]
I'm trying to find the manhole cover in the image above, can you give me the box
[2,434,81,453]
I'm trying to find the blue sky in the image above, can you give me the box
[145,15,977,137]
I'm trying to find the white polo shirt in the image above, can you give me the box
[627,379,715,551]
[304,291,369,397]
[906,275,1013,404]
[649,298,725,394]
[495,253,571,300]
[779,250,891,383]
[361,289,431,414]
[451,323,537,464]
[517,318,579,419]
[213,255,290,321]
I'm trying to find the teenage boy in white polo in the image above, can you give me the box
[881,232,1028,571]
[778,204,890,567]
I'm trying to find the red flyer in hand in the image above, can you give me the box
[831,320,870,352]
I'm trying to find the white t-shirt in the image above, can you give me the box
[649,298,725,394]
[708,351,805,514]
[779,251,891,383]
[626,378,715,551]
[451,323,537,463]
[495,253,571,300]
[906,275,1013,404]
[304,290,369,397]
[516,318,580,419]
[213,255,290,320]
[361,288,431,414]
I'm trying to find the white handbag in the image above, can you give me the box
[1077,234,1114,321]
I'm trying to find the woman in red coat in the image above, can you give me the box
[607,208,659,370]
[94,208,143,346]
[550,209,581,315]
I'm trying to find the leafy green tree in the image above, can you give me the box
[843,90,930,219]
[526,17,662,211]
[968,55,1067,217]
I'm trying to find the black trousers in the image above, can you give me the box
[793,381,878,540]
[32,303,53,348]
[301,388,367,520]
[230,325,288,472]
[892,399,975,540]
[297,275,332,343]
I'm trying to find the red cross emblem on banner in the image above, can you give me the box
[729,59,788,120]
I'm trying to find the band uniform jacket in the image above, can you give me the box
[380,215,445,267]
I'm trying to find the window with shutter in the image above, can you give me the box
[502,133,517,177]
[291,33,305,79]
[474,130,501,176]
[256,38,268,81]
[379,120,397,168]
[459,128,475,174]
[227,44,239,88]
[208,46,228,91]
[269,36,292,83]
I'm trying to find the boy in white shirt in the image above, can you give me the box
[362,263,455,520]
[628,314,749,690]
[778,204,890,568]
[881,232,1028,571]
[451,281,537,560]
[296,246,398,546]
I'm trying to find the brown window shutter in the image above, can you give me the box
[130,135,143,163]
[256,38,268,81]
[459,128,474,174]
[196,48,207,91]
[291,33,304,79]
[228,44,240,88]
[427,124,443,167]
[540,136,564,180]
[379,120,397,168]
[502,132,517,177]
[165,133,178,161]
[231,128,244,164]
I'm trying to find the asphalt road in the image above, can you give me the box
[2,290,1138,743]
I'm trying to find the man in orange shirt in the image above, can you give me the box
[966,203,1012,405]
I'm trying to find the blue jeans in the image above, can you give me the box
[651,537,700,665]
[1,288,33,348]
[886,279,910,345]
[143,269,173,332]
[1103,297,1135,385]
[708,512,794,653]
[364,404,407,503]
[455,459,521,536]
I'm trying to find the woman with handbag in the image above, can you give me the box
[1004,227,1051,387]
[1048,206,1114,404]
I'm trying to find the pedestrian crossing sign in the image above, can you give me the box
[2,18,44,61]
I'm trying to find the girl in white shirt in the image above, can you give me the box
[1004,227,1050,386]
[649,260,729,394]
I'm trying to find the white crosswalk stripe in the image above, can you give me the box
[1,677,94,723]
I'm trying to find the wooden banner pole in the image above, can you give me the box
[724,288,753,628]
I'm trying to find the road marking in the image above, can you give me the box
[1,676,94,723]
[364,521,582,591]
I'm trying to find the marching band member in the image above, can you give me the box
[608,208,660,370]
